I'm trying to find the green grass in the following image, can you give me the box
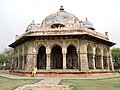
[0,76,40,90]
[59,77,120,90]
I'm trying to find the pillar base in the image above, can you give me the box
[63,66,66,70]
[46,66,50,70]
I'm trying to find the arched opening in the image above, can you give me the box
[15,57,18,69]
[24,46,27,70]
[51,45,63,69]
[37,46,46,69]
[66,45,78,69]
[51,16,65,28]
[95,47,101,69]
[87,44,93,69]
[19,48,22,70]
[51,23,65,28]
[103,49,108,69]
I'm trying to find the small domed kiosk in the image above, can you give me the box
[9,6,115,77]
[84,18,95,30]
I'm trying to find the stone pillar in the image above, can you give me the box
[80,44,89,71]
[46,46,51,70]
[100,55,104,70]
[14,57,17,70]
[17,56,20,70]
[62,47,67,70]
[26,54,31,71]
[46,54,50,70]
[22,56,25,70]
[33,53,37,68]
[92,47,96,70]
[77,49,80,70]
[26,53,36,71]
[63,54,66,70]
[17,47,20,70]
[106,57,110,70]
[109,50,114,71]
[25,46,35,71]
[22,47,25,70]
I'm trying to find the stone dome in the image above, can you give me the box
[26,20,38,32]
[41,6,80,29]
[84,18,95,30]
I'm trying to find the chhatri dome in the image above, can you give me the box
[84,18,95,30]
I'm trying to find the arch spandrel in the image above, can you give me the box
[95,46,102,55]
[103,48,109,56]
[35,40,47,47]
[80,44,87,53]
[65,40,79,53]
[35,42,47,54]
[87,44,93,54]
[50,43,63,51]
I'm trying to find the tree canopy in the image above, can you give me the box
[0,48,13,69]
[112,48,120,69]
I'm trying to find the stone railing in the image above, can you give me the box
[16,27,108,41]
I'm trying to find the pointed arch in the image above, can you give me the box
[66,45,78,69]
[37,45,46,69]
[51,45,63,69]
[103,48,109,69]
[87,44,93,69]
[23,46,28,70]
[95,46,102,69]
[19,47,23,70]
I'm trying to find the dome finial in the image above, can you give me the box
[31,20,35,25]
[59,6,64,11]
[32,20,34,23]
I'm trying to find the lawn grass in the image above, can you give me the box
[59,77,120,90]
[0,76,40,90]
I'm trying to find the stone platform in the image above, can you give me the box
[9,69,116,77]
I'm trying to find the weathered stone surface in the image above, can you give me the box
[9,6,115,76]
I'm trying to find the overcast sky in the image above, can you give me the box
[0,0,120,52]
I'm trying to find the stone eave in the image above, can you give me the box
[9,33,115,48]
[80,34,116,47]
[9,36,29,48]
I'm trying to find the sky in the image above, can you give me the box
[0,0,120,52]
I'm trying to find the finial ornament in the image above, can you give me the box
[31,20,35,25]
[59,6,64,11]
[32,20,34,23]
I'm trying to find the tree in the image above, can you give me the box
[111,48,120,69]
[0,48,13,69]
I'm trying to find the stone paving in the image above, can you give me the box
[0,73,120,90]
[15,77,71,90]
[34,77,61,85]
